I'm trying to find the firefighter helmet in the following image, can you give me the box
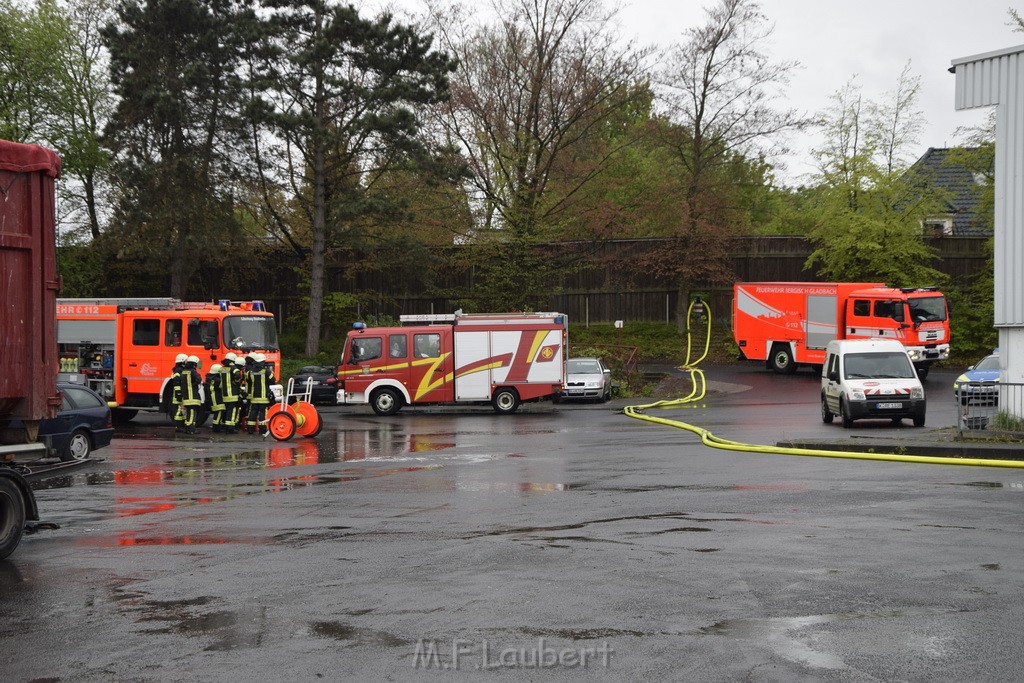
[235,357,247,367]
[210,364,222,373]
[253,353,266,363]
[175,353,188,363]
[186,355,199,364]
[223,352,237,363]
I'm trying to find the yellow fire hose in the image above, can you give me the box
[623,298,1024,469]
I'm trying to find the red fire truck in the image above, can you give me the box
[733,282,950,377]
[337,312,568,415]
[56,298,280,422]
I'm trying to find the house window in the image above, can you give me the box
[922,217,953,237]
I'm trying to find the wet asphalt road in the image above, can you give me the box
[3,364,1023,681]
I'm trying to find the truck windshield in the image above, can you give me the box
[224,315,279,351]
[843,352,916,379]
[908,296,947,323]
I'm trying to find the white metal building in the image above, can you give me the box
[953,44,1024,398]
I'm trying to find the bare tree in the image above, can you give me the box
[654,0,805,323]
[427,0,650,310]
[868,61,924,179]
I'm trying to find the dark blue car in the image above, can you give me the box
[38,382,115,461]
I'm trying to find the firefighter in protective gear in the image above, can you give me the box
[205,363,225,432]
[219,358,243,434]
[246,353,272,435]
[170,353,188,431]
[235,356,250,431]
[179,355,204,435]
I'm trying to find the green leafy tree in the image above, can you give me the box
[805,69,947,287]
[249,0,456,355]
[51,0,117,241]
[0,0,65,142]
[0,0,115,241]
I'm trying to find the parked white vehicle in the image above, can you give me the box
[821,339,926,428]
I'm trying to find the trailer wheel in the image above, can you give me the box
[268,411,297,441]
[769,344,796,374]
[61,428,92,462]
[370,388,402,416]
[492,388,520,414]
[0,477,27,560]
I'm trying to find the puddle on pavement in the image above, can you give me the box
[309,621,410,647]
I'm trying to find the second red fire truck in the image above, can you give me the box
[336,312,568,415]
[733,282,950,378]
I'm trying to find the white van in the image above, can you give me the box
[821,339,926,428]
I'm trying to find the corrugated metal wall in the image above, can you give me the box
[954,45,1024,326]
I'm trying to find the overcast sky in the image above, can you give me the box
[619,0,1021,185]
[380,0,1021,186]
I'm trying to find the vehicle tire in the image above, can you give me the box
[916,366,930,380]
[913,412,926,428]
[370,388,402,416]
[162,386,177,423]
[602,386,611,402]
[769,344,797,375]
[111,408,138,424]
[821,395,833,424]
[61,428,92,462]
[0,477,27,560]
[840,397,854,429]
[492,387,521,414]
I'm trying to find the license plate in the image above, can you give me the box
[566,389,582,395]
[876,402,903,410]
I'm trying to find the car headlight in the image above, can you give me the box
[850,390,865,400]
[911,387,924,399]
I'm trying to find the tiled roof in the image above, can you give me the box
[906,147,991,235]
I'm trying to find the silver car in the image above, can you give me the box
[560,357,612,402]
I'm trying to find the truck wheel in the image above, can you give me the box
[769,344,797,374]
[112,408,138,424]
[840,397,854,428]
[0,477,27,560]
[61,428,92,462]
[492,388,520,414]
[821,395,833,424]
[916,366,930,380]
[370,388,402,416]
[913,412,926,428]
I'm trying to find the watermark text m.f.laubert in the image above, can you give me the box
[412,638,614,670]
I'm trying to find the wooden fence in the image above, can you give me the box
[165,235,992,327]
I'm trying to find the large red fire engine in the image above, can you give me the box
[336,312,568,415]
[733,282,950,377]
[56,298,280,421]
